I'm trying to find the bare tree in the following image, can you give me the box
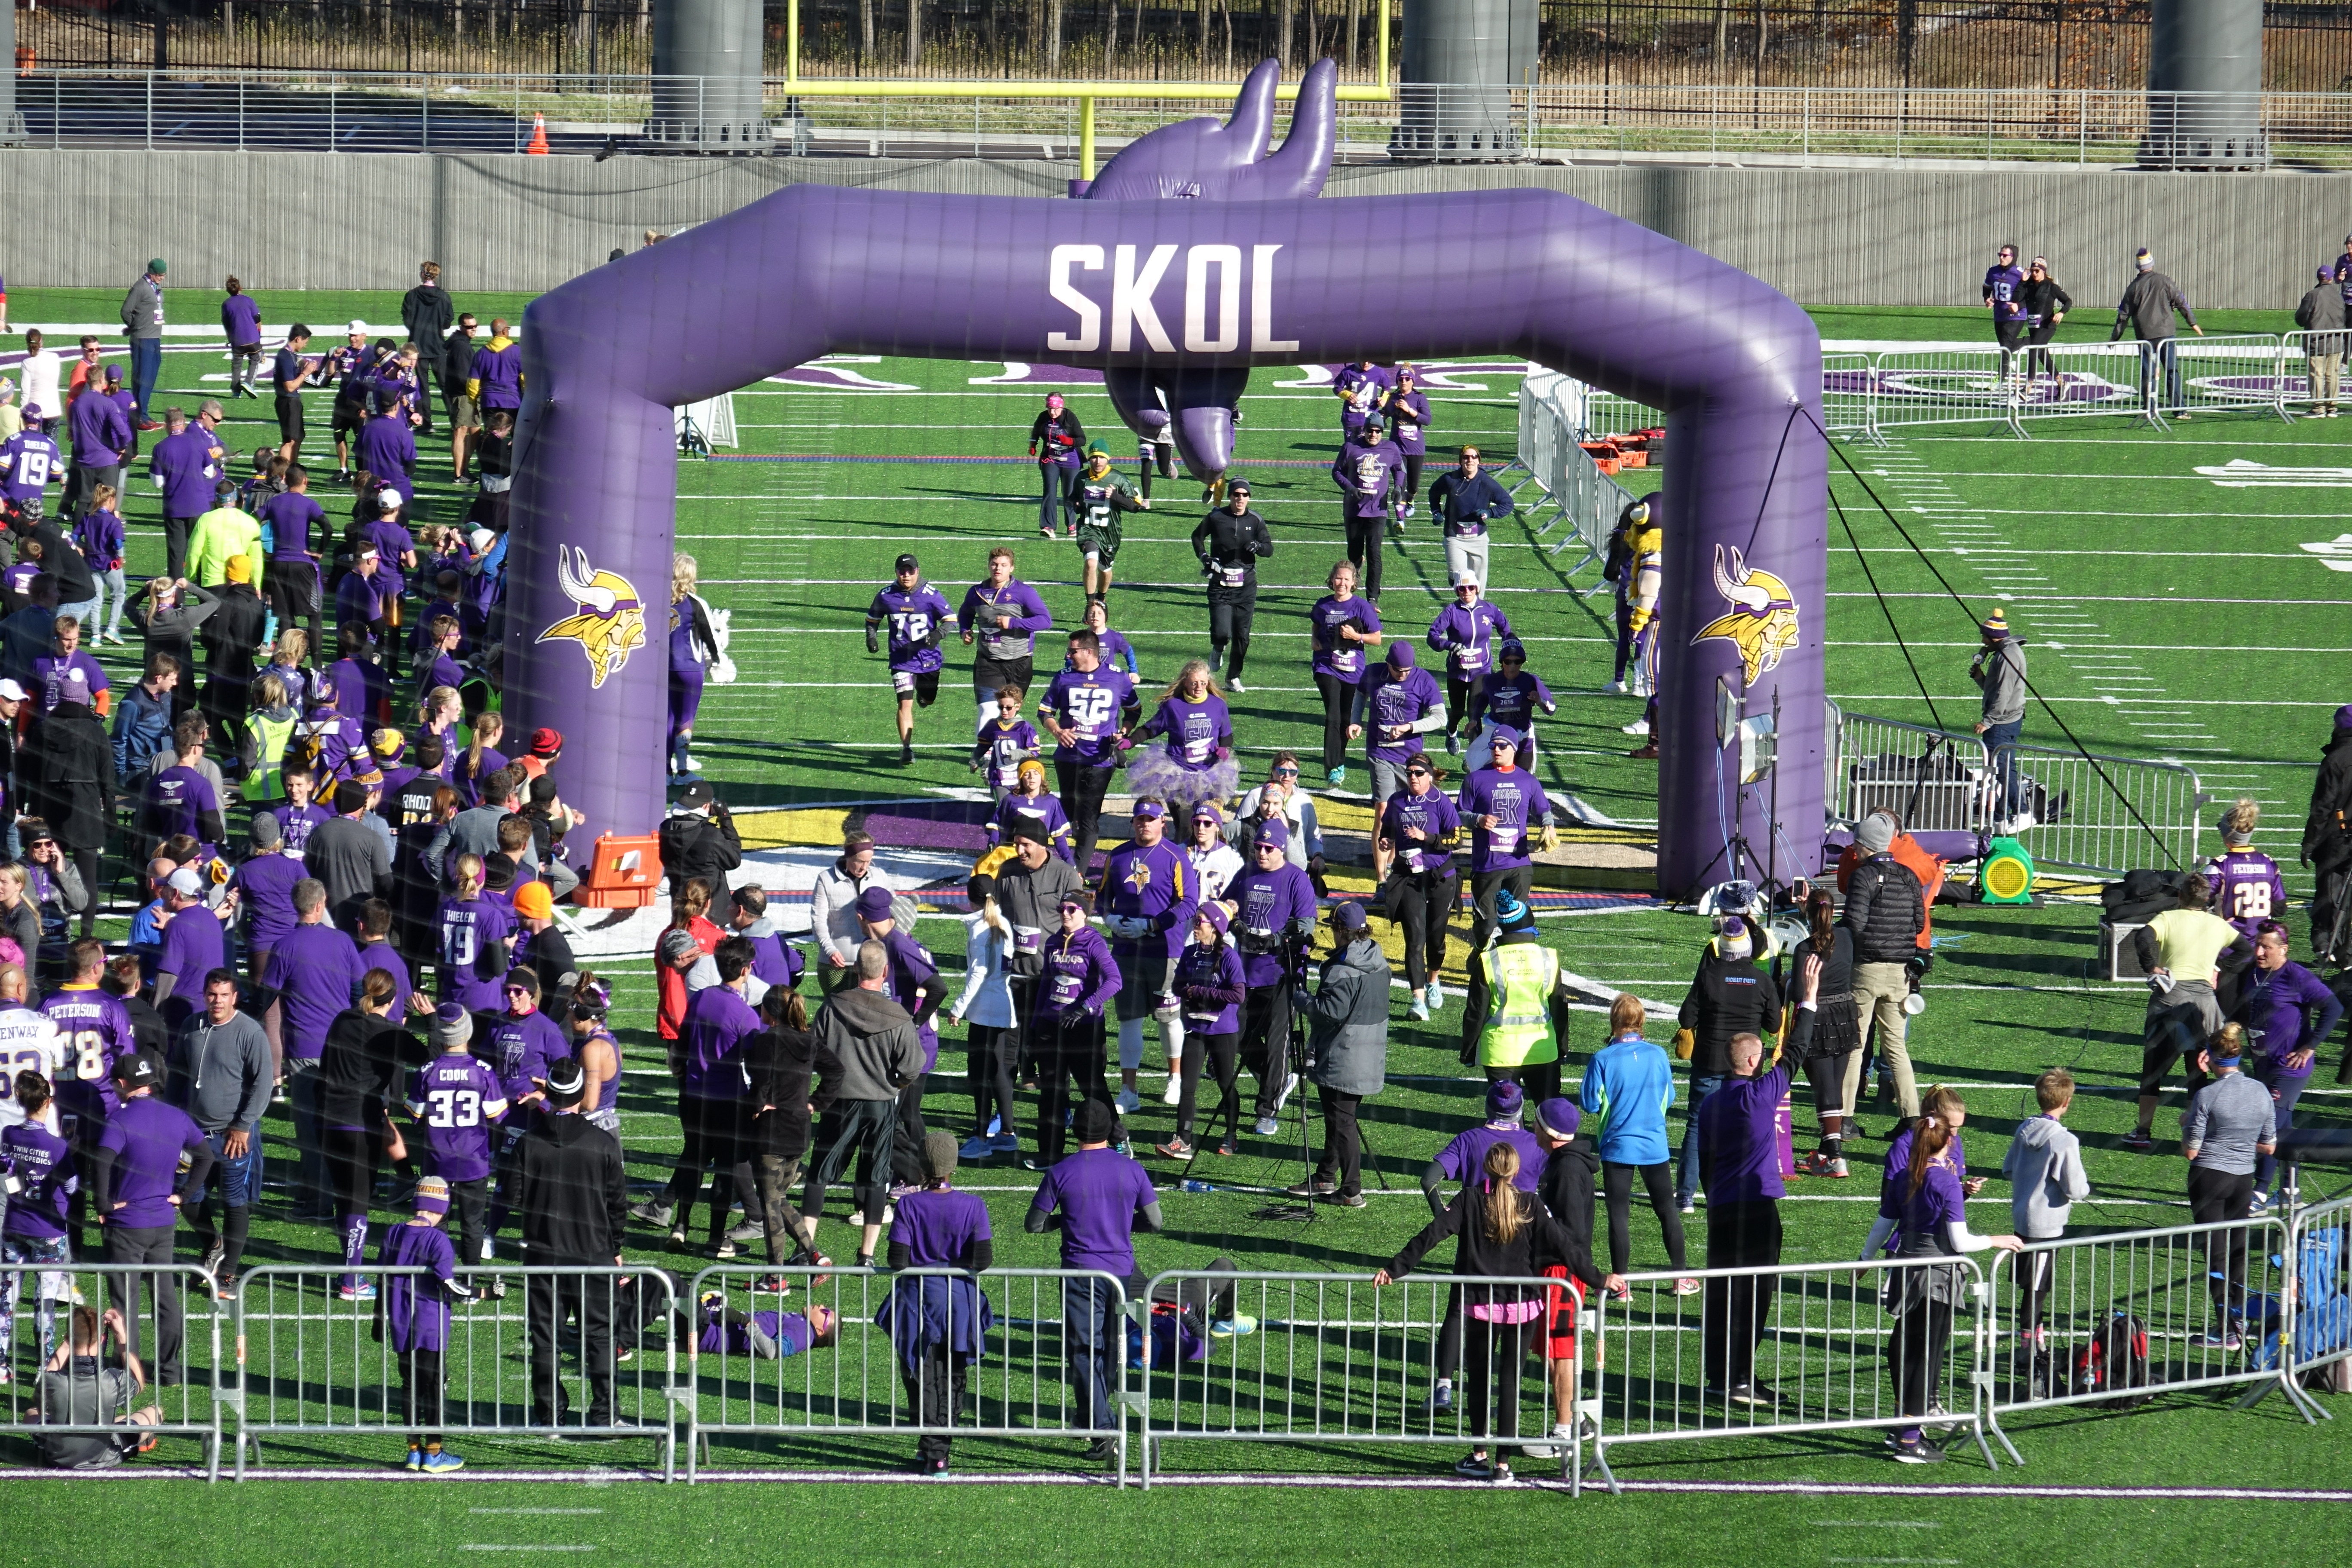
[907,0,923,65]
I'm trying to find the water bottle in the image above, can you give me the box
[1181,1179,1214,1194]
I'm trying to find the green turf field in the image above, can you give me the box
[4,285,2348,1541]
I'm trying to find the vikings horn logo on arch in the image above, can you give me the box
[536,545,648,691]
[1690,544,1801,686]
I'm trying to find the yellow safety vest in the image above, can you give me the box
[240,709,300,804]
[1476,937,1560,1068]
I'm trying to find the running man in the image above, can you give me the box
[865,553,953,769]
[1068,443,1147,604]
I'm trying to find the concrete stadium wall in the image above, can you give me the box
[5,147,2342,310]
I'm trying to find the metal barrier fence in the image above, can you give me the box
[1863,336,2299,438]
[1997,739,2206,876]
[0,1262,226,1479]
[2281,331,2349,415]
[677,1265,1135,1483]
[1515,369,1643,579]
[230,1264,678,1479]
[1137,1271,1581,1488]
[2287,1189,2352,1396]
[1587,1255,1998,1492]
[1984,1213,2311,1457]
[1828,706,1996,836]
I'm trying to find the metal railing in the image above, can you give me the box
[677,1264,1135,1483]
[1514,368,1643,581]
[1587,1254,2000,1491]
[230,1263,679,1478]
[1828,706,1997,836]
[0,1262,227,1479]
[1137,1270,1583,1488]
[12,74,2352,167]
[1995,738,2205,875]
[1984,1213,2312,1456]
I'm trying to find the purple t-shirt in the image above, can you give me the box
[233,851,306,949]
[1457,766,1553,875]
[336,571,385,631]
[157,903,227,992]
[0,1119,74,1240]
[141,764,218,844]
[379,1219,460,1352]
[407,1053,508,1183]
[1359,664,1442,765]
[95,1096,206,1228]
[358,939,413,1018]
[1041,667,1136,766]
[1694,1063,1793,1205]
[437,897,514,1012]
[73,508,126,572]
[272,801,335,856]
[262,921,365,1062]
[31,649,107,714]
[881,931,941,1071]
[1310,594,1381,681]
[220,293,263,346]
[470,342,524,410]
[359,517,416,594]
[486,1006,570,1109]
[1134,694,1232,771]
[1029,1145,1158,1276]
[890,1185,992,1269]
[1229,864,1319,987]
[262,491,326,565]
[1434,1122,1546,1192]
[677,985,761,1100]
[1381,787,1461,877]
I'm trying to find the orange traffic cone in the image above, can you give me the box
[526,112,551,155]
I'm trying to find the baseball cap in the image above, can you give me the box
[166,867,204,897]
[0,679,27,703]
[543,1057,587,1107]
[376,488,403,510]
[513,882,554,920]
[113,1052,161,1090]
[1254,819,1290,850]
[1331,900,1368,934]
[1486,1078,1523,1118]
[528,727,562,758]
[1130,799,1167,822]
[677,780,714,808]
[347,318,368,333]
[895,552,919,573]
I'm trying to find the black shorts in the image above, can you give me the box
[972,654,1033,701]
[276,394,306,445]
[332,401,366,438]
[891,669,940,707]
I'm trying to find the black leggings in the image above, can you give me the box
[1314,672,1354,773]
[1601,1159,1689,1275]
[1343,511,1386,600]
[1399,453,1424,505]
[1177,1028,1239,1144]
[968,1023,1020,1142]
[399,1345,446,1442]
[1208,586,1257,682]
[1385,868,1458,989]
[1889,1296,1955,1421]
[1445,677,1473,741]
[1461,1316,1533,1442]
[2024,320,2061,379]
[664,1095,761,1246]
[1802,1051,1855,1149]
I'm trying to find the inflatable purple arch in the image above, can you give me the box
[505,59,1826,897]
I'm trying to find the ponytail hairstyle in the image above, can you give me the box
[1905,1116,1954,1202]
[466,710,504,779]
[2209,1021,2247,1066]
[1920,1084,1966,1127]
[1481,1142,1528,1247]
[1806,885,1836,957]
[2220,796,2260,847]
[455,853,485,898]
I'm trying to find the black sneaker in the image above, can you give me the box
[900,738,914,766]
[1890,1436,1946,1464]
[1284,1178,1338,1198]
[1084,1436,1118,1463]
[1728,1381,1778,1406]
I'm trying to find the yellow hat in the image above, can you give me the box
[224,555,254,584]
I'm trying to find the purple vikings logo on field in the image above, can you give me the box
[1691,545,1801,685]
[536,545,647,690]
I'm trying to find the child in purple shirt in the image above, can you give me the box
[375,1175,472,1473]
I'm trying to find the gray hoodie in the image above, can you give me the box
[1304,936,1391,1097]
[1971,637,2027,726]
[167,1008,274,1134]
[2001,1112,2089,1240]
[811,984,925,1102]
[122,275,166,341]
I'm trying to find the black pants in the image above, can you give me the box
[1601,1160,1688,1275]
[904,1344,970,1463]
[104,1223,183,1383]
[1468,866,1532,956]
[1239,984,1295,1121]
[1177,1028,1239,1144]
[163,514,199,581]
[1888,1295,1955,1421]
[1034,1013,1113,1167]
[1994,318,2027,375]
[1314,672,1353,774]
[1384,867,1457,990]
[400,1344,446,1442]
[1445,676,1473,740]
[1399,453,1424,505]
[2024,319,2062,379]
[264,569,324,670]
[2018,1249,2056,1338]
[1315,1084,1364,1197]
[1483,1060,1561,1107]
[526,1268,615,1427]
[413,363,440,434]
[968,1023,1020,1142]
[753,1155,813,1265]
[890,1075,930,1189]
[1802,1051,1856,1150]
[1461,1314,1533,1442]
[971,654,1032,713]
[664,1094,759,1246]
[1702,1199,1781,1391]
[802,1097,897,1228]
[2187,1164,2254,1319]
[1207,584,1257,682]
[1057,758,1113,875]
[2312,863,2349,965]
[322,1122,381,1218]
[1343,509,1386,600]
[450,1174,490,1267]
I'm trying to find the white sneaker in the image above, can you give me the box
[1271,1072,1300,1114]
[2002,811,2037,834]
[1621,718,1650,736]
[1228,679,1246,693]
[1161,1075,1182,1107]
[1604,678,1627,695]
[1407,999,1430,1022]
[1253,1116,1281,1137]
[1424,981,1443,1013]
[1115,1088,1142,1114]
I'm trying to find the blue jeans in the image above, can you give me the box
[1981,719,2023,818]
[129,337,163,420]
[1061,1276,1124,1433]
[0,1232,74,1362]
[1038,461,1073,534]
[1675,1074,1726,1204]
[193,1128,265,1210]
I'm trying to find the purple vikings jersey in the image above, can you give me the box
[1984,264,2027,325]
[868,582,952,674]
[2204,850,2288,934]
[1041,667,1136,766]
[378,1220,462,1352]
[1333,364,1391,430]
[0,432,61,505]
[406,1054,508,1183]
[437,897,514,1012]
[41,986,131,1125]
[977,718,1043,791]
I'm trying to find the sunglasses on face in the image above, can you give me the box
[1272,766,1300,777]
[1407,767,1432,778]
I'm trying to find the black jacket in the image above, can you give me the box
[518,1112,628,1263]
[732,1024,844,1161]
[1191,508,1274,586]
[27,701,116,851]
[400,284,456,364]
[1841,854,1926,964]
[1387,1181,1603,1305]
[1677,951,1785,1077]
[201,582,270,704]
[1536,1137,1599,1266]
[2018,276,2072,326]
[660,808,743,920]
[11,517,94,603]
[2304,724,2352,872]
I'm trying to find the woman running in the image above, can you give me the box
[1123,658,1237,812]
[1308,562,1382,787]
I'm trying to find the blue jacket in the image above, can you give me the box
[112,680,175,780]
[1579,1032,1677,1167]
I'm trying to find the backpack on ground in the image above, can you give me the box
[2071,1311,2153,1407]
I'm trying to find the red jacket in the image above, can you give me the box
[657,914,724,1041]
